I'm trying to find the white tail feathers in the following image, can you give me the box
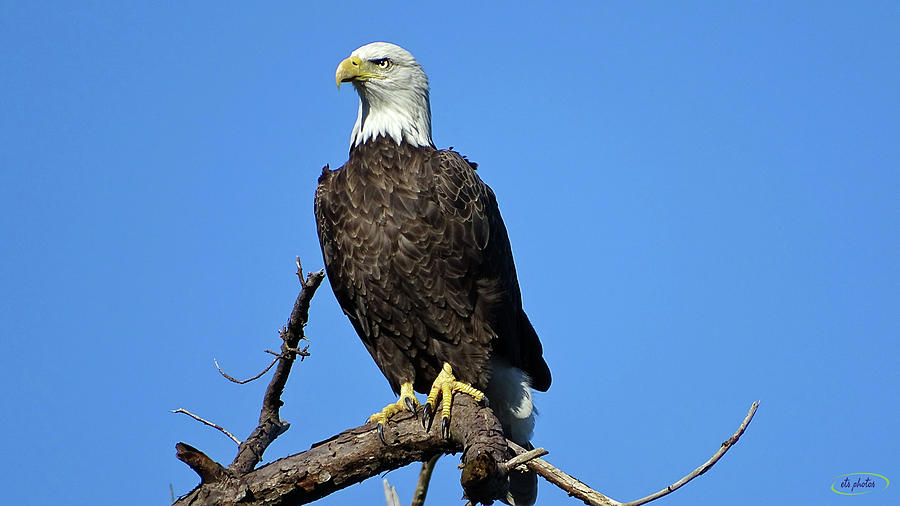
[486,360,539,506]
[486,359,536,444]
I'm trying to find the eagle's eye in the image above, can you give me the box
[372,58,392,69]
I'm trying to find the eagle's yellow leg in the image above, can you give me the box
[368,382,419,443]
[423,362,485,438]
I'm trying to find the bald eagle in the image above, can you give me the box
[315,42,550,505]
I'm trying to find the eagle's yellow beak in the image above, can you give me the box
[335,56,363,88]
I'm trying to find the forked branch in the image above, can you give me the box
[173,262,325,488]
[229,263,325,474]
[173,258,760,506]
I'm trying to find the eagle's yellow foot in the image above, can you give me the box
[422,362,485,438]
[368,382,419,444]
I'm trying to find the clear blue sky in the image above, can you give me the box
[1,2,897,505]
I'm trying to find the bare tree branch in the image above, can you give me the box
[174,266,324,482]
[228,268,325,474]
[174,396,513,505]
[411,454,440,506]
[175,443,228,485]
[505,401,762,506]
[383,478,401,506]
[171,408,241,445]
[500,447,548,474]
[265,345,310,360]
[173,258,760,506]
[176,264,513,505]
[623,401,760,506]
[507,440,623,506]
[214,356,280,384]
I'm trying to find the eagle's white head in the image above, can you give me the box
[335,42,434,149]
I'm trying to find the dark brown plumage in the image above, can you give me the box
[321,41,548,505]
[315,136,551,397]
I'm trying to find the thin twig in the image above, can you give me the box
[410,455,440,506]
[500,447,548,474]
[214,330,311,386]
[215,356,280,384]
[623,401,760,506]
[171,408,241,445]
[265,345,310,360]
[507,440,622,506]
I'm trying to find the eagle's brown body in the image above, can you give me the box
[315,135,550,397]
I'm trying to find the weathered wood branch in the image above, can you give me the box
[228,261,324,474]
[410,454,440,506]
[175,260,516,505]
[176,442,228,485]
[173,258,760,506]
[622,400,760,506]
[174,396,513,505]
[504,401,762,506]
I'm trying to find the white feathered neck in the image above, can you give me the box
[348,42,434,149]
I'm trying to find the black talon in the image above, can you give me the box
[377,423,387,444]
[441,416,450,439]
[405,397,417,416]
[422,402,434,430]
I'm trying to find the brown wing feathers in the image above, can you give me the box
[315,136,551,395]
